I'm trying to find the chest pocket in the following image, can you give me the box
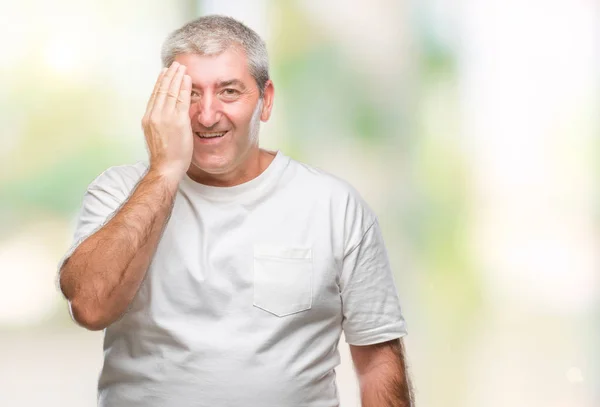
[253,244,313,317]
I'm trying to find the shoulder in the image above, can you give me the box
[87,160,149,196]
[287,156,377,230]
[288,157,366,200]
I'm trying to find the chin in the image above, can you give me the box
[190,153,233,175]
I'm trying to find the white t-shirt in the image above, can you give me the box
[58,149,407,407]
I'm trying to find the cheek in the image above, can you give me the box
[229,104,257,127]
[188,104,197,117]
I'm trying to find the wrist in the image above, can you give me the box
[147,165,184,187]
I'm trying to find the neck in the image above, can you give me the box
[186,148,276,187]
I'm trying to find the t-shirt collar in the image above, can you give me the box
[180,149,289,201]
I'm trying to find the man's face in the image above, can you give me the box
[174,48,272,176]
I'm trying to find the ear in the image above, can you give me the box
[260,80,274,122]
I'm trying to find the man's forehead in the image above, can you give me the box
[175,51,252,85]
[176,47,247,68]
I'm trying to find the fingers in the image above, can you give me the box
[145,67,167,113]
[152,62,181,114]
[176,74,192,113]
[164,64,186,111]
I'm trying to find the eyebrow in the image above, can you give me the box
[217,79,246,90]
[191,79,247,92]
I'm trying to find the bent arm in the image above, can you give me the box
[58,169,179,330]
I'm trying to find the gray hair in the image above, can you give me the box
[161,15,270,97]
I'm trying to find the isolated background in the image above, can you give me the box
[0,0,598,406]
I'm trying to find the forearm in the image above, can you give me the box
[358,353,414,407]
[59,168,179,330]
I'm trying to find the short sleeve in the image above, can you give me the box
[56,163,147,274]
[340,219,408,346]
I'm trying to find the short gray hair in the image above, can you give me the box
[161,15,270,97]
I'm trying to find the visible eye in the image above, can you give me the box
[221,88,240,98]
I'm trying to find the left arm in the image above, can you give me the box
[350,338,414,407]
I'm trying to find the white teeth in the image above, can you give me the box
[196,132,226,138]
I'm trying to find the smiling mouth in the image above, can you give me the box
[195,131,228,139]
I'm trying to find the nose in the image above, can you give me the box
[192,93,223,129]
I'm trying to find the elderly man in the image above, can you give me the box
[58,14,414,407]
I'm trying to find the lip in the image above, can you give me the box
[194,130,229,144]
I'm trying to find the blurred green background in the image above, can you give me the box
[0,0,598,406]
